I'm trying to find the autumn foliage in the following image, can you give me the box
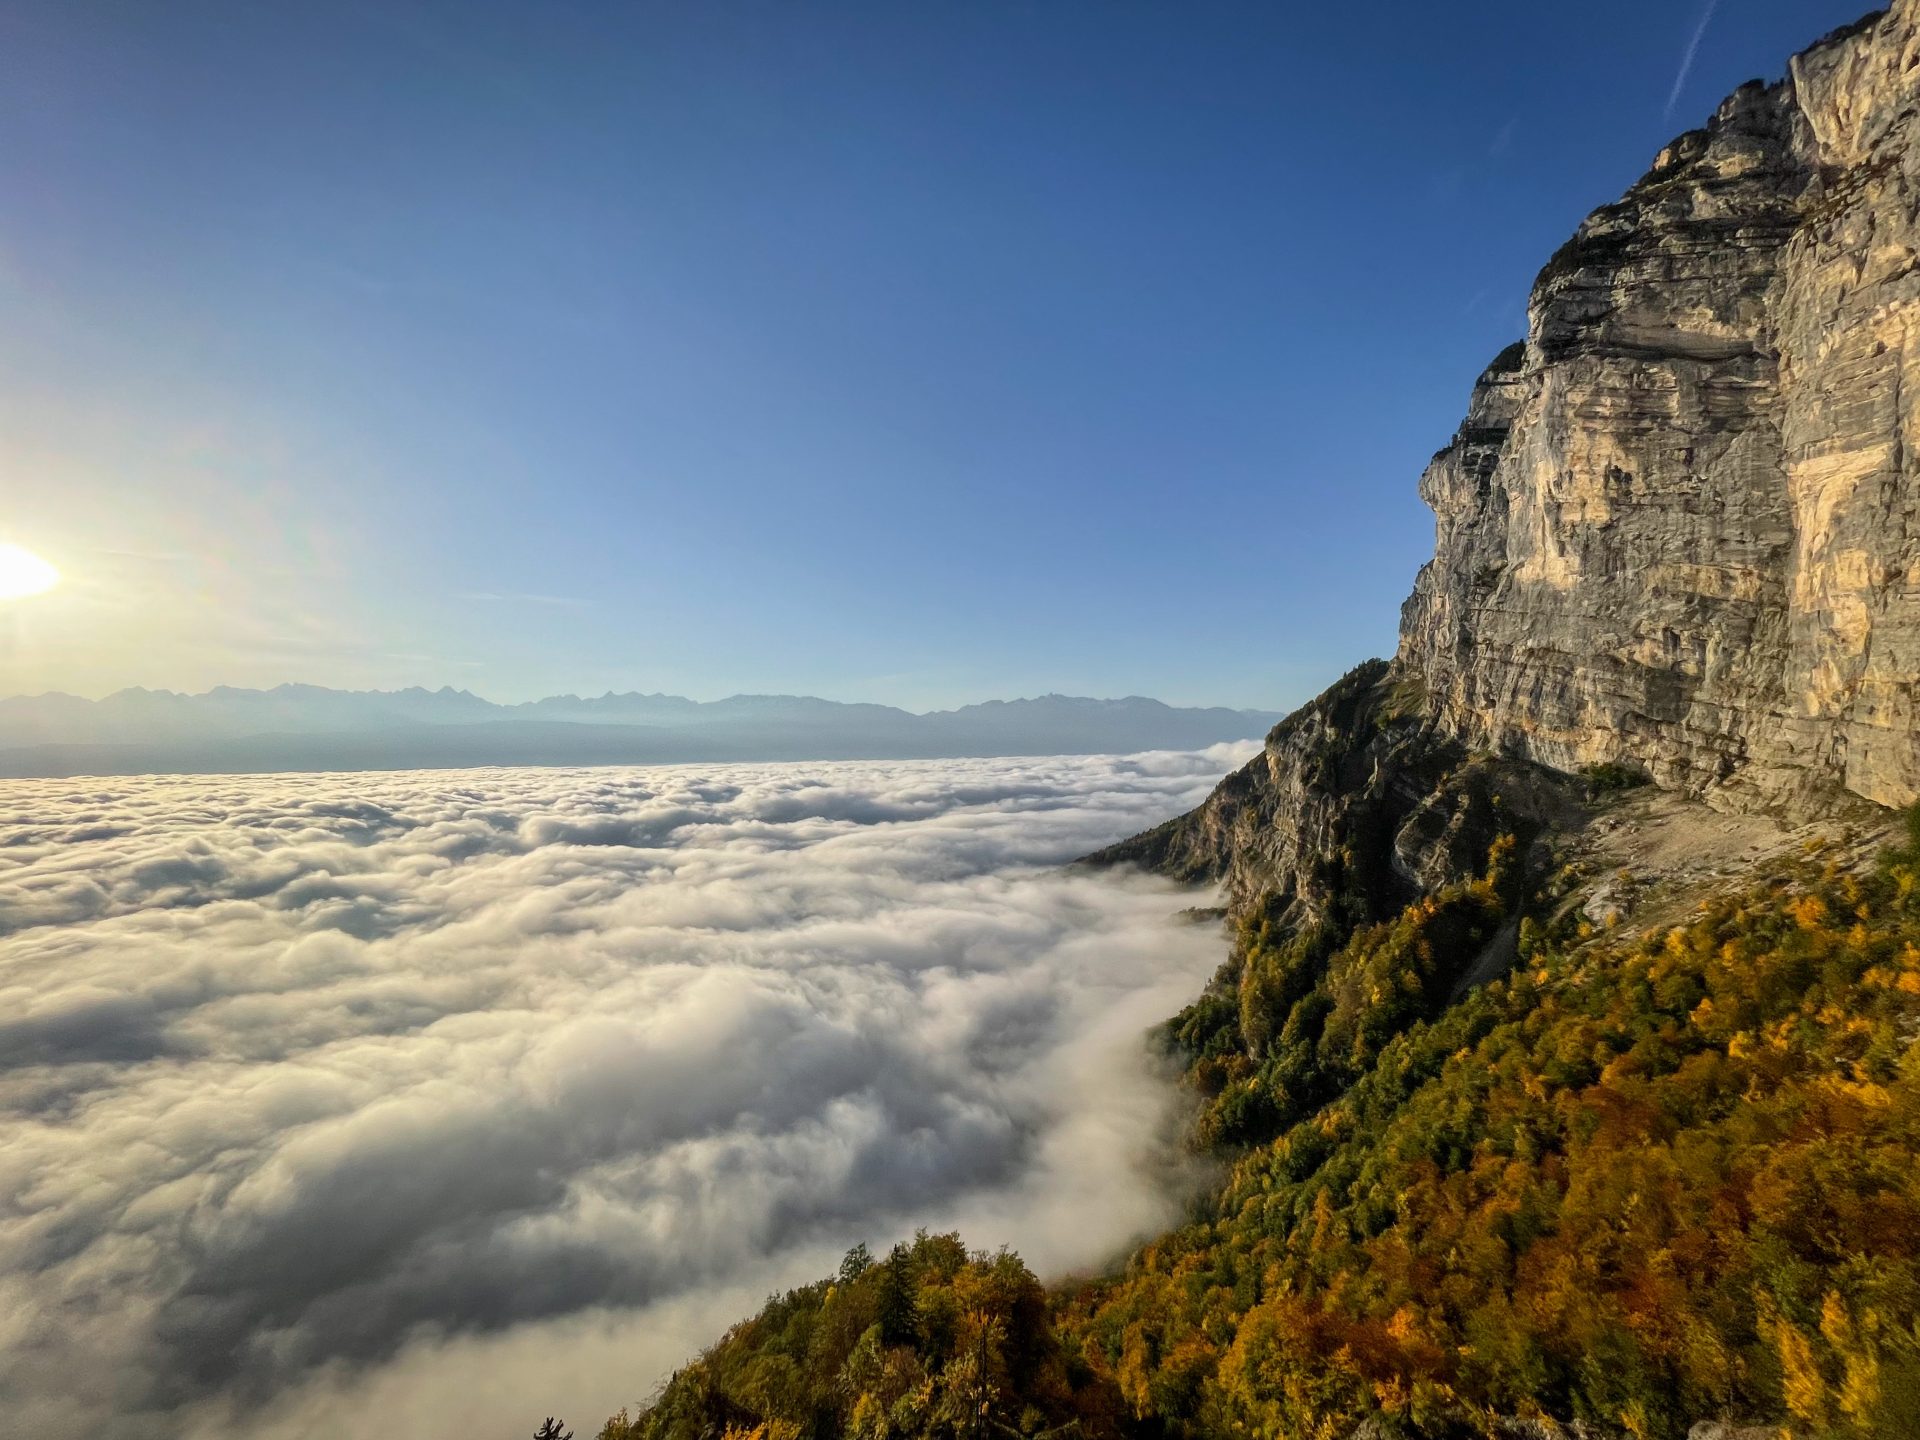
[602,1233,1113,1440]
[608,818,1920,1439]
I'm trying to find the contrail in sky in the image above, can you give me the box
[1665,0,1721,119]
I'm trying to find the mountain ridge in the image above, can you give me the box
[0,685,1283,778]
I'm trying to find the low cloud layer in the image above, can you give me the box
[0,747,1248,1439]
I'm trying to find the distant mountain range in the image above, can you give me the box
[0,685,1284,778]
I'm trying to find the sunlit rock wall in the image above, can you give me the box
[1398,4,1920,814]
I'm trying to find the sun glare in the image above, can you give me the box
[0,543,61,600]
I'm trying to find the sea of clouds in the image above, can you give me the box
[0,746,1250,1440]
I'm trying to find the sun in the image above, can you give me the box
[0,542,61,600]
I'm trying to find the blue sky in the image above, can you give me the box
[0,0,1869,710]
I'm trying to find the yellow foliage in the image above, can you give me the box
[1766,1306,1830,1428]
[1788,893,1829,929]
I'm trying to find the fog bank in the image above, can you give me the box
[0,747,1247,1438]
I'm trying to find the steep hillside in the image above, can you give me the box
[1056,825,1920,1440]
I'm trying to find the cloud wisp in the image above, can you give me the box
[0,746,1250,1439]
[1665,0,1721,120]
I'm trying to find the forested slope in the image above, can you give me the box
[600,814,1920,1439]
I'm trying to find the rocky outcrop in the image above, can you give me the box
[1402,4,1920,816]
[1087,661,1583,928]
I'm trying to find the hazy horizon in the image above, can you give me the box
[0,676,1285,712]
[0,685,1283,780]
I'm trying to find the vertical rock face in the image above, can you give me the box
[1095,8,1920,916]
[1400,4,1920,815]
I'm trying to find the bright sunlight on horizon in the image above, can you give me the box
[0,543,61,601]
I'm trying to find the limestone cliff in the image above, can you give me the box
[1100,6,1920,914]
[1404,4,1920,816]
